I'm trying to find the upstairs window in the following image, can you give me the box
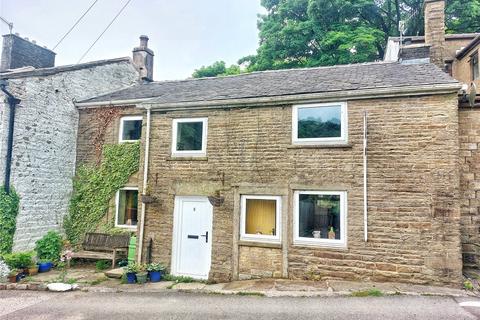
[240,195,281,243]
[172,118,208,157]
[471,52,479,81]
[119,116,142,142]
[116,188,138,229]
[292,103,347,145]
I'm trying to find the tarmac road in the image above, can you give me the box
[0,290,479,320]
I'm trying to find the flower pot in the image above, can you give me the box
[27,267,39,276]
[149,271,162,282]
[136,272,148,284]
[126,272,137,284]
[38,262,53,273]
[8,274,17,283]
[141,195,156,204]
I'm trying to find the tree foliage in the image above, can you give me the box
[193,0,480,77]
[192,61,241,78]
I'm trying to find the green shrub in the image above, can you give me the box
[95,260,110,271]
[65,143,140,246]
[35,231,63,262]
[464,280,474,291]
[2,251,34,269]
[0,187,19,254]
[146,262,166,272]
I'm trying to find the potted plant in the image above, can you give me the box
[135,264,148,284]
[35,231,63,273]
[2,251,34,278]
[146,262,166,282]
[7,270,18,283]
[124,262,139,284]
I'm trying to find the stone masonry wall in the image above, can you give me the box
[238,246,283,279]
[76,93,462,285]
[0,61,138,251]
[459,108,480,267]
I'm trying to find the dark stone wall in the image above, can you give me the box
[0,34,55,71]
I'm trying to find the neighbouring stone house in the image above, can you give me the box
[0,33,140,251]
[384,0,480,269]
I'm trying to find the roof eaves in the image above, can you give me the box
[456,35,480,59]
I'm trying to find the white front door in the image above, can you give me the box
[172,196,213,279]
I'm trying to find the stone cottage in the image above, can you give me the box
[384,0,480,269]
[0,33,140,250]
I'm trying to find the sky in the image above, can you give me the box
[0,0,263,80]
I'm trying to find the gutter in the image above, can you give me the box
[137,106,151,263]
[0,80,20,194]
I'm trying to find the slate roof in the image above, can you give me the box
[0,57,131,79]
[77,62,458,106]
[400,45,430,60]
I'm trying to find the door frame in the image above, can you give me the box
[171,196,213,280]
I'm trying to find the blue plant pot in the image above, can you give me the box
[149,271,162,282]
[126,272,137,284]
[38,262,52,273]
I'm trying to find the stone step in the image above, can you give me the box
[104,268,124,279]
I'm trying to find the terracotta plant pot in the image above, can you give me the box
[27,267,38,276]
[8,274,17,283]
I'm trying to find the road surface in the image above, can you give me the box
[0,291,478,319]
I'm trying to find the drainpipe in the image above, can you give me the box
[0,80,20,194]
[363,111,368,242]
[137,106,151,263]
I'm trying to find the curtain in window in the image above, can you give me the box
[245,199,276,236]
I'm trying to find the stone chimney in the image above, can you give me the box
[132,35,154,82]
[424,0,445,69]
[0,33,55,71]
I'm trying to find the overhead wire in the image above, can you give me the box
[77,0,132,64]
[52,0,99,51]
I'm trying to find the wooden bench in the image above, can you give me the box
[70,233,130,268]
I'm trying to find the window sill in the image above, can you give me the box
[292,240,347,250]
[167,156,208,161]
[238,240,282,249]
[287,144,352,150]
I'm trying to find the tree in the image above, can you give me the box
[192,61,241,78]
[192,0,480,77]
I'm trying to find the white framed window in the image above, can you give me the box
[119,116,143,143]
[172,117,208,157]
[240,195,281,243]
[115,187,139,229]
[292,102,348,145]
[293,190,347,248]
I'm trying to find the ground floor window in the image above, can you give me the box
[294,191,346,247]
[240,195,281,243]
[116,188,138,229]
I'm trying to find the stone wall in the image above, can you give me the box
[453,43,480,88]
[0,60,138,251]
[76,93,462,285]
[459,107,480,267]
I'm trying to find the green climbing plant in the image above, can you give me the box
[64,142,140,246]
[0,187,19,254]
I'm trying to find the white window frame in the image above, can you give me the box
[240,195,282,243]
[171,117,208,157]
[293,190,347,248]
[292,102,348,145]
[119,116,143,143]
[115,187,139,230]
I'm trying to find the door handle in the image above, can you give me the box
[200,231,208,243]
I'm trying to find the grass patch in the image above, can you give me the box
[163,274,197,283]
[95,260,111,272]
[351,288,383,297]
[88,276,108,286]
[236,291,265,297]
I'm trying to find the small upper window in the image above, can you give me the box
[172,118,208,157]
[292,103,347,145]
[471,52,479,81]
[119,116,142,142]
[240,195,281,243]
[116,188,138,229]
[294,191,347,247]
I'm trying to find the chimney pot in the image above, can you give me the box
[139,35,149,47]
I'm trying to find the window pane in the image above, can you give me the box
[298,106,341,139]
[122,120,142,141]
[118,190,138,226]
[298,194,341,240]
[177,122,203,151]
[245,199,276,236]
